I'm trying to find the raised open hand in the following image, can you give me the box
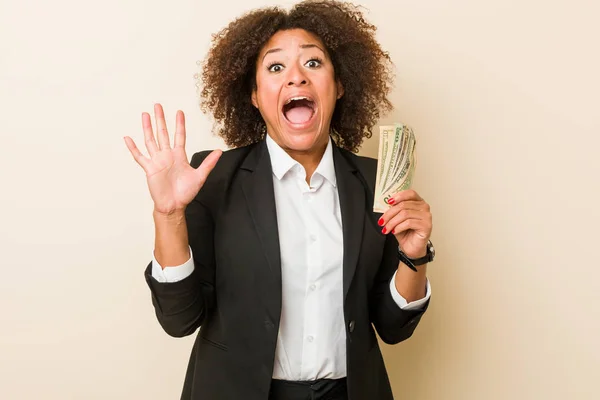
[124,104,222,215]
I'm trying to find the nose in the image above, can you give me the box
[287,64,309,87]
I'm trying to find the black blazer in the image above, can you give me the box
[144,139,429,400]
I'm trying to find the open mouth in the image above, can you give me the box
[282,97,316,125]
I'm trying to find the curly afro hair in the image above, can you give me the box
[198,0,393,153]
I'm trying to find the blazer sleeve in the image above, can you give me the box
[143,151,217,338]
[368,232,430,344]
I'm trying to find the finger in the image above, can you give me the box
[124,136,151,171]
[388,210,432,237]
[381,200,426,222]
[154,103,171,150]
[386,189,423,205]
[173,110,186,149]
[142,112,159,157]
[195,149,223,185]
[384,209,423,231]
[390,218,428,238]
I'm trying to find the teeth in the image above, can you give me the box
[285,96,311,105]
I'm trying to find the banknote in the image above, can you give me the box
[373,123,417,212]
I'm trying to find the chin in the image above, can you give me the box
[279,128,327,152]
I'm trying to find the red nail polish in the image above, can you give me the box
[388,198,395,205]
[382,227,387,234]
[378,218,384,226]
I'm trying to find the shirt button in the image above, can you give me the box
[309,284,316,291]
[348,320,355,333]
[307,336,314,342]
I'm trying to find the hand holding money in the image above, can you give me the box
[377,190,432,259]
[374,123,432,259]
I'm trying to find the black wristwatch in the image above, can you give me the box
[397,240,435,272]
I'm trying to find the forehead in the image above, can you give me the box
[259,28,327,57]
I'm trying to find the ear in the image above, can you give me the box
[336,79,344,99]
[251,89,258,108]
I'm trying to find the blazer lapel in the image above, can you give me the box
[333,145,366,301]
[239,140,367,317]
[241,141,282,324]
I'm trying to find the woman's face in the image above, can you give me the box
[252,29,343,156]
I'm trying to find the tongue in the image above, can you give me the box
[285,106,313,124]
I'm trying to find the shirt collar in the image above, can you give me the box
[265,134,337,188]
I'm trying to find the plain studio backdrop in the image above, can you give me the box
[1,0,598,399]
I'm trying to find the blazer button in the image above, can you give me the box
[348,320,355,333]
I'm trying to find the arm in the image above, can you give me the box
[389,269,431,310]
[125,104,221,338]
[370,189,433,343]
[394,258,428,303]
[144,151,216,338]
[153,209,190,268]
[369,234,430,344]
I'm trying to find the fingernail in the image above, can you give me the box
[387,198,395,205]
[378,218,384,226]
[382,227,387,234]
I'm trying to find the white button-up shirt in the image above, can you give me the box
[151,134,431,380]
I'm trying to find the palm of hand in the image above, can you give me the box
[124,104,222,215]
[146,147,203,214]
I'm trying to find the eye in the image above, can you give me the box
[268,63,283,73]
[305,58,322,68]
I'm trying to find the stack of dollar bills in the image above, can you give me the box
[373,123,417,212]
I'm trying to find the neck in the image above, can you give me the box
[295,151,325,185]
[284,137,329,185]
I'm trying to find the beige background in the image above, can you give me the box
[1,0,598,399]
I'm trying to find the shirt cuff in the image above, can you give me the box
[151,246,195,283]
[389,270,431,310]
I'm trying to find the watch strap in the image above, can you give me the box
[397,241,434,271]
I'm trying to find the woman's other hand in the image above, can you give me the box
[378,190,433,259]
[124,104,222,216]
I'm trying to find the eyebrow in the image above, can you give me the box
[262,44,325,62]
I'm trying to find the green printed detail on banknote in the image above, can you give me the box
[373,123,417,212]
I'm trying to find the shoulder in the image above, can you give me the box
[188,142,259,206]
[190,144,255,170]
[189,142,260,184]
[337,147,378,189]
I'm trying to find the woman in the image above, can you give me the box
[124,1,434,399]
